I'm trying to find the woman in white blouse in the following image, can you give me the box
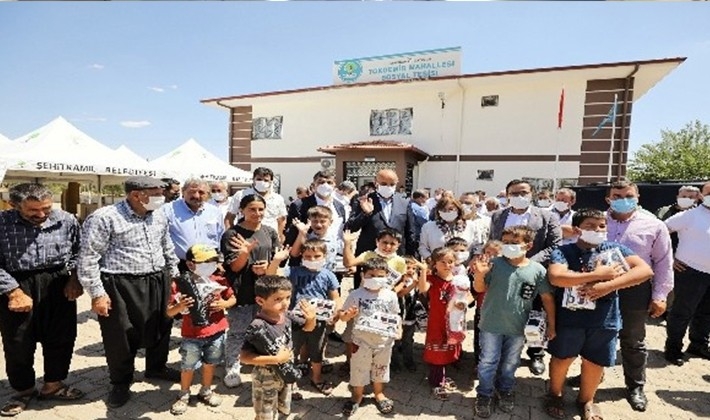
[418,197,490,260]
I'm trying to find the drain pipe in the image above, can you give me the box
[617,64,639,180]
[454,79,466,194]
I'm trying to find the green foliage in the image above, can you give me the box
[628,120,710,182]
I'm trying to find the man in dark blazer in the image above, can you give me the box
[284,170,346,246]
[345,169,411,288]
[489,179,562,375]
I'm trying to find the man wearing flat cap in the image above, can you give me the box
[77,176,180,408]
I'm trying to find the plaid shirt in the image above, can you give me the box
[0,209,80,294]
[77,200,179,299]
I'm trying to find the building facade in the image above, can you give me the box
[202,57,684,197]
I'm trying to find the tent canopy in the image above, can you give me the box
[150,138,252,185]
[1,117,156,183]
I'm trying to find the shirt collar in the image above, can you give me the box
[9,209,59,230]
[179,198,203,214]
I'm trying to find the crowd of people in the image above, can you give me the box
[0,166,708,420]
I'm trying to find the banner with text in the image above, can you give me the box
[333,47,461,85]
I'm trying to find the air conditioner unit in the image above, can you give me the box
[320,158,335,170]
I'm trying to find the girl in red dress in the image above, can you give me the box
[417,247,462,400]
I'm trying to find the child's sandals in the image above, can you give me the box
[375,398,394,414]
[342,400,359,417]
[544,394,565,419]
[311,380,334,396]
[443,377,458,391]
[432,386,449,400]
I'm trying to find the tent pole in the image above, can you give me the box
[97,176,103,208]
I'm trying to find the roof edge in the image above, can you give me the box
[201,57,686,105]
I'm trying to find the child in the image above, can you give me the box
[241,275,317,420]
[445,237,471,276]
[338,258,401,416]
[341,228,406,373]
[418,247,471,400]
[289,205,343,274]
[470,240,503,364]
[267,238,341,395]
[166,244,237,416]
[472,226,556,418]
[544,208,653,420]
[391,256,428,372]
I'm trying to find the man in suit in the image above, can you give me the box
[345,169,411,288]
[285,170,346,245]
[488,179,562,375]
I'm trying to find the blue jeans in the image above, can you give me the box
[180,332,226,371]
[476,331,525,398]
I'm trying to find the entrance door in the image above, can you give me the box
[344,161,396,189]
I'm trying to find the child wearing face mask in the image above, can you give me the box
[470,240,503,365]
[418,247,467,401]
[166,244,237,415]
[267,239,341,395]
[342,228,407,374]
[338,258,401,416]
[544,208,652,420]
[472,226,556,418]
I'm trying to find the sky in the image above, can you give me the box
[0,2,709,162]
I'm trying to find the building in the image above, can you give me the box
[201,57,684,197]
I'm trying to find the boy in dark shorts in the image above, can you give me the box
[545,208,653,420]
[241,276,316,420]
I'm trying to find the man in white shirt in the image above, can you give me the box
[224,167,287,239]
[208,181,231,221]
[551,188,577,245]
[664,181,710,365]
[425,188,444,211]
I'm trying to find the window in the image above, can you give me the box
[477,169,494,181]
[481,95,499,107]
[370,108,413,136]
[252,116,283,140]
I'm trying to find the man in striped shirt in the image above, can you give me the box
[78,176,180,409]
[0,183,84,417]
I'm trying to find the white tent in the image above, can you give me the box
[1,117,156,182]
[115,144,150,169]
[150,138,252,184]
[0,133,11,146]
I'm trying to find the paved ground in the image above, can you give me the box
[2,277,710,420]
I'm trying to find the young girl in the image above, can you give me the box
[221,194,281,388]
[418,247,469,400]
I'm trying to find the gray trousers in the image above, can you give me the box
[225,304,259,371]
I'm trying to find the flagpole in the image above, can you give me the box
[553,87,564,191]
[606,94,618,183]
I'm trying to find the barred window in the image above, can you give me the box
[252,116,283,140]
[370,108,413,136]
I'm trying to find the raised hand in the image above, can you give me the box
[359,196,375,215]
[342,229,358,244]
[471,255,492,275]
[293,220,311,237]
[230,233,259,256]
[298,299,317,322]
[272,246,291,262]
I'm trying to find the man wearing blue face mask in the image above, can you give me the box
[489,179,562,376]
[602,180,673,412]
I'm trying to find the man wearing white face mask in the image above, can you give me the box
[664,181,710,366]
[285,170,346,247]
[208,181,232,220]
[489,179,561,376]
[346,169,412,288]
[224,167,287,239]
[78,176,181,408]
[552,188,577,245]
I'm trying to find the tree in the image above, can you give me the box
[627,120,710,182]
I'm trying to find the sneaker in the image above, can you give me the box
[475,395,493,418]
[197,390,222,407]
[496,390,514,413]
[170,394,190,415]
[223,366,242,388]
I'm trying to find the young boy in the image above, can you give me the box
[544,208,653,420]
[166,244,237,416]
[470,240,503,365]
[241,276,317,420]
[267,239,341,395]
[472,226,556,418]
[338,258,401,416]
[342,228,407,371]
[289,205,344,276]
[391,256,426,372]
